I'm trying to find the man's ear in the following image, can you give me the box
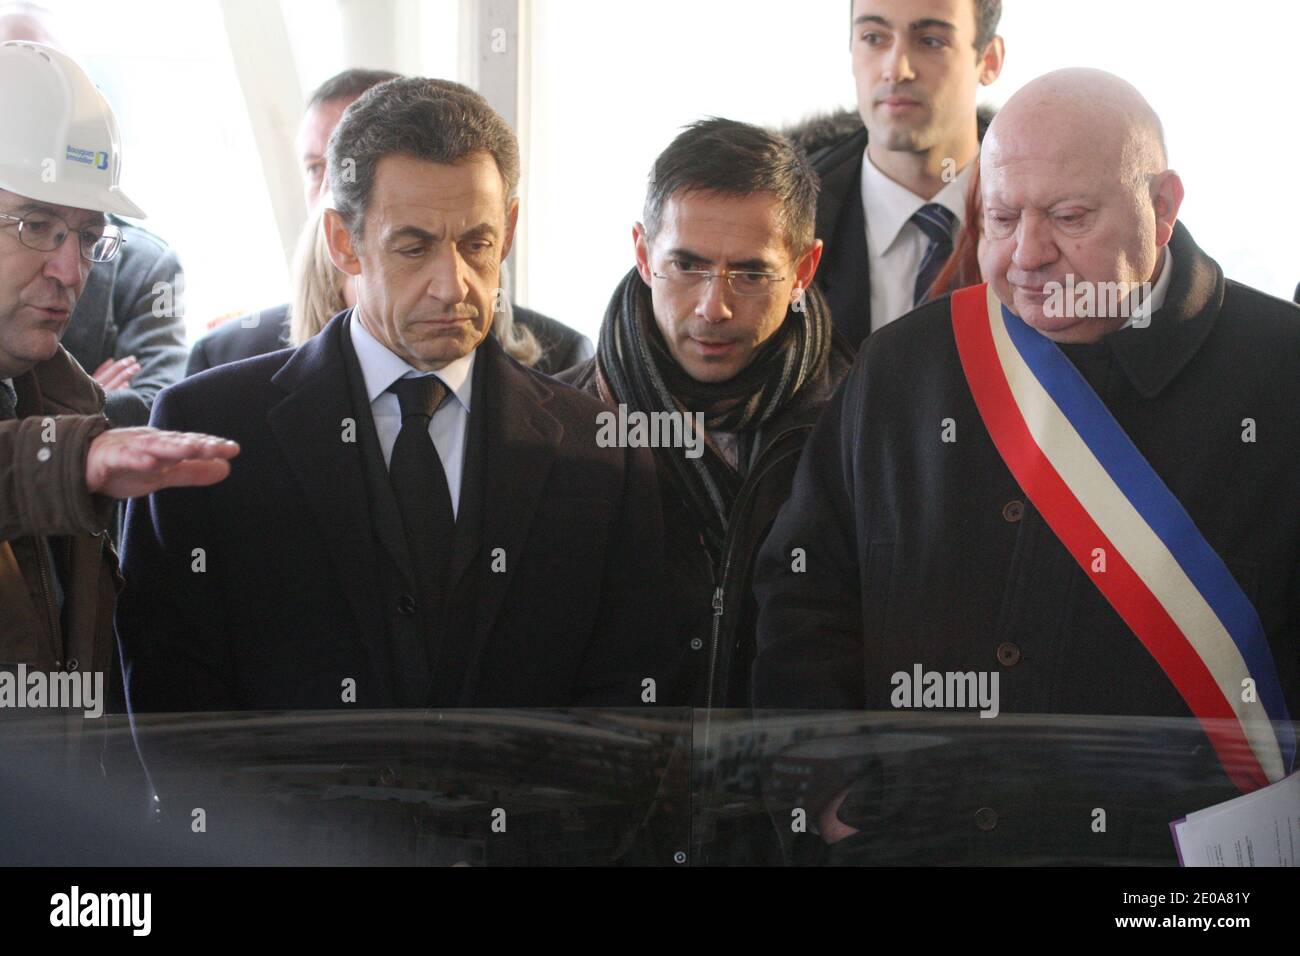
[501,197,520,261]
[323,208,362,277]
[792,239,824,297]
[1151,170,1184,248]
[978,35,1005,86]
[633,222,654,286]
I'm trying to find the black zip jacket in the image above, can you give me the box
[559,336,854,708]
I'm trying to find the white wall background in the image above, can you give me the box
[42,0,290,340]
[989,0,1300,311]
[35,0,1300,345]
[526,0,854,337]
[525,0,1300,339]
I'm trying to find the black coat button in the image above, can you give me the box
[1002,500,1025,522]
[996,642,1021,667]
[397,594,418,616]
[974,807,998,831]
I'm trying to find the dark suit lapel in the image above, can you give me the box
[814,131,873,348]
[1107,222,1224,399]
[826,177,873,348]
[334,316,418,587]
[813,130,867,244]
[476,340,562,637]
[265,312,395,698]
[434,337,562,703]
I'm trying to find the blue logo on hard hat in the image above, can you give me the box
[65,145,108,170]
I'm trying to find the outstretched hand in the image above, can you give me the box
[86,427,240,499]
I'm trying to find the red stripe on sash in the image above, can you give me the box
[951,285,1267,792]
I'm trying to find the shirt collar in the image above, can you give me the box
[860,152,974,255]
[1118,246,1174,330]
[1146,245,1173,314]
[348,309,475,412]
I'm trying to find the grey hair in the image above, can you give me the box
[326,76,520,239]
[305,67,401,111]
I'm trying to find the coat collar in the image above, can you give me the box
[813,127,870,246]
[1099,221,1225,399]
[812,114,991,245]
[14,345,105,417]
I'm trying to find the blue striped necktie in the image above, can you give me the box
[911,203,957,307]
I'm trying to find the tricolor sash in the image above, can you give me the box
[952,283,1294,793]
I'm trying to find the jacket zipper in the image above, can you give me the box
[694,424,811,863]
[706,584,724,704]
[703,423,813,710]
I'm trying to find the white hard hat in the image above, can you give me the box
[0,41,145,218]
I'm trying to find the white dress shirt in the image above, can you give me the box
[860,152,975,334]
[349,314,474,518]
[1122,246,1173,328]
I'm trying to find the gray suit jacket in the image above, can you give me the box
[62,217,188,427]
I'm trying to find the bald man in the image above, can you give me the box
[753,69,1299,864]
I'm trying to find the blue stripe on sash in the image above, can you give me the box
[999,305,1294,767]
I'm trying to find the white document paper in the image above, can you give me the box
[1171,771,1300,867]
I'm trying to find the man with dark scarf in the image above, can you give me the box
[562,119,854,713]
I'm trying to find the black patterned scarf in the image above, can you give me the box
[595,267,831,554]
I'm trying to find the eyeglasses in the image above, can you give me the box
[0,211,124,263]
[652,259,787,297]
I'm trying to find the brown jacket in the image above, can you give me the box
[1,346,119,679]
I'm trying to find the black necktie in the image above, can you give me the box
[911,203,957,307]
[386,375,455,619]
[0,379,16,421]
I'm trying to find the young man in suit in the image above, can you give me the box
[117,78,675,711]
[813,0,1004,347]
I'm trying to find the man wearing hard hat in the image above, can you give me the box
[0,41,238,695]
